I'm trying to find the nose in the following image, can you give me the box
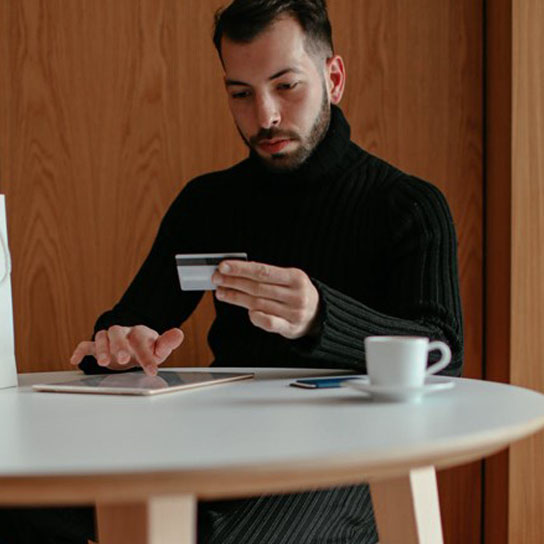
[255,93,280,129]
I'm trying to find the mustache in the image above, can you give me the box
[249,128,300,146]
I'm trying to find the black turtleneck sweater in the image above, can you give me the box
[81,106,463,377]
[79,106,463,544]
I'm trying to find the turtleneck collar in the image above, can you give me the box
[247,104,352,187]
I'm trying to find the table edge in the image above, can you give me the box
[1,416,542,505]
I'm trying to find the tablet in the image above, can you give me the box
[32,370,255,396]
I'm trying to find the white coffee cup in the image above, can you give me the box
[364,336,451,388]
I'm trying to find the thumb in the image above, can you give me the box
[154,328,184,360]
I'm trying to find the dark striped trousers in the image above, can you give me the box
[0,484,377,543]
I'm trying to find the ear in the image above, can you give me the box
[325,55,346,104]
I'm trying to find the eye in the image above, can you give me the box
[231,90,251,99]
[278,82,299,91]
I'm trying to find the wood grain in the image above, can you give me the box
[0,0,238,371]
[485,0,544,543]
[484,0,511,541]
[510,0,544,542]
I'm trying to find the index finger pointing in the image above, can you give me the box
[218,261,293,285]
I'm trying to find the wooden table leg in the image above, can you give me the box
[370,466,444,544]
[96,495,196,544]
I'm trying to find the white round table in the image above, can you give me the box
[1,368,544,544]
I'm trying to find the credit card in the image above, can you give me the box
[176,253,248,291]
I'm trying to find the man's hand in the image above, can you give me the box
[212,260,320,339]
[69,325,184,376]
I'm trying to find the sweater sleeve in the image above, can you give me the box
[293,177,463,377]
[79,181,207,374]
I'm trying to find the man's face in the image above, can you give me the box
[221,16,331,172]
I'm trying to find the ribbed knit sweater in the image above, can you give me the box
[80,105,463,544]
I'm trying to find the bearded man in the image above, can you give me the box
[0,1,463,543]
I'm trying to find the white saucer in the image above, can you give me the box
[342,377,455,402]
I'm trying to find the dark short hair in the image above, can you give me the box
[213,0,334,62]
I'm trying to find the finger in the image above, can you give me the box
[216,287,292,317]
[127,326,160,376]
[212,273,293,302]
[69,341,96,366]
[216,288,308,327]
[218,260,294,286]
[94,330,112,367]
[154,328,184,360]
[248,310,292,337]
[107,325,132,365]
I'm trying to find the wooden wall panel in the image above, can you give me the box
[486,0,544,542]
[0,0,239,370]
[0,1,483,371]
[328,2,483,543]
[329,0,483,381]
[510,0,544,542]
[484,0,511,541]
[1,1,483,542]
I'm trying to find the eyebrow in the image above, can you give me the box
[225,67,303,87]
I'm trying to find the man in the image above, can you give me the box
[0,1,463,543]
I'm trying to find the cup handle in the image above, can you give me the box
[425,341,451,376]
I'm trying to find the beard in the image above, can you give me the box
[237,83,331,173]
